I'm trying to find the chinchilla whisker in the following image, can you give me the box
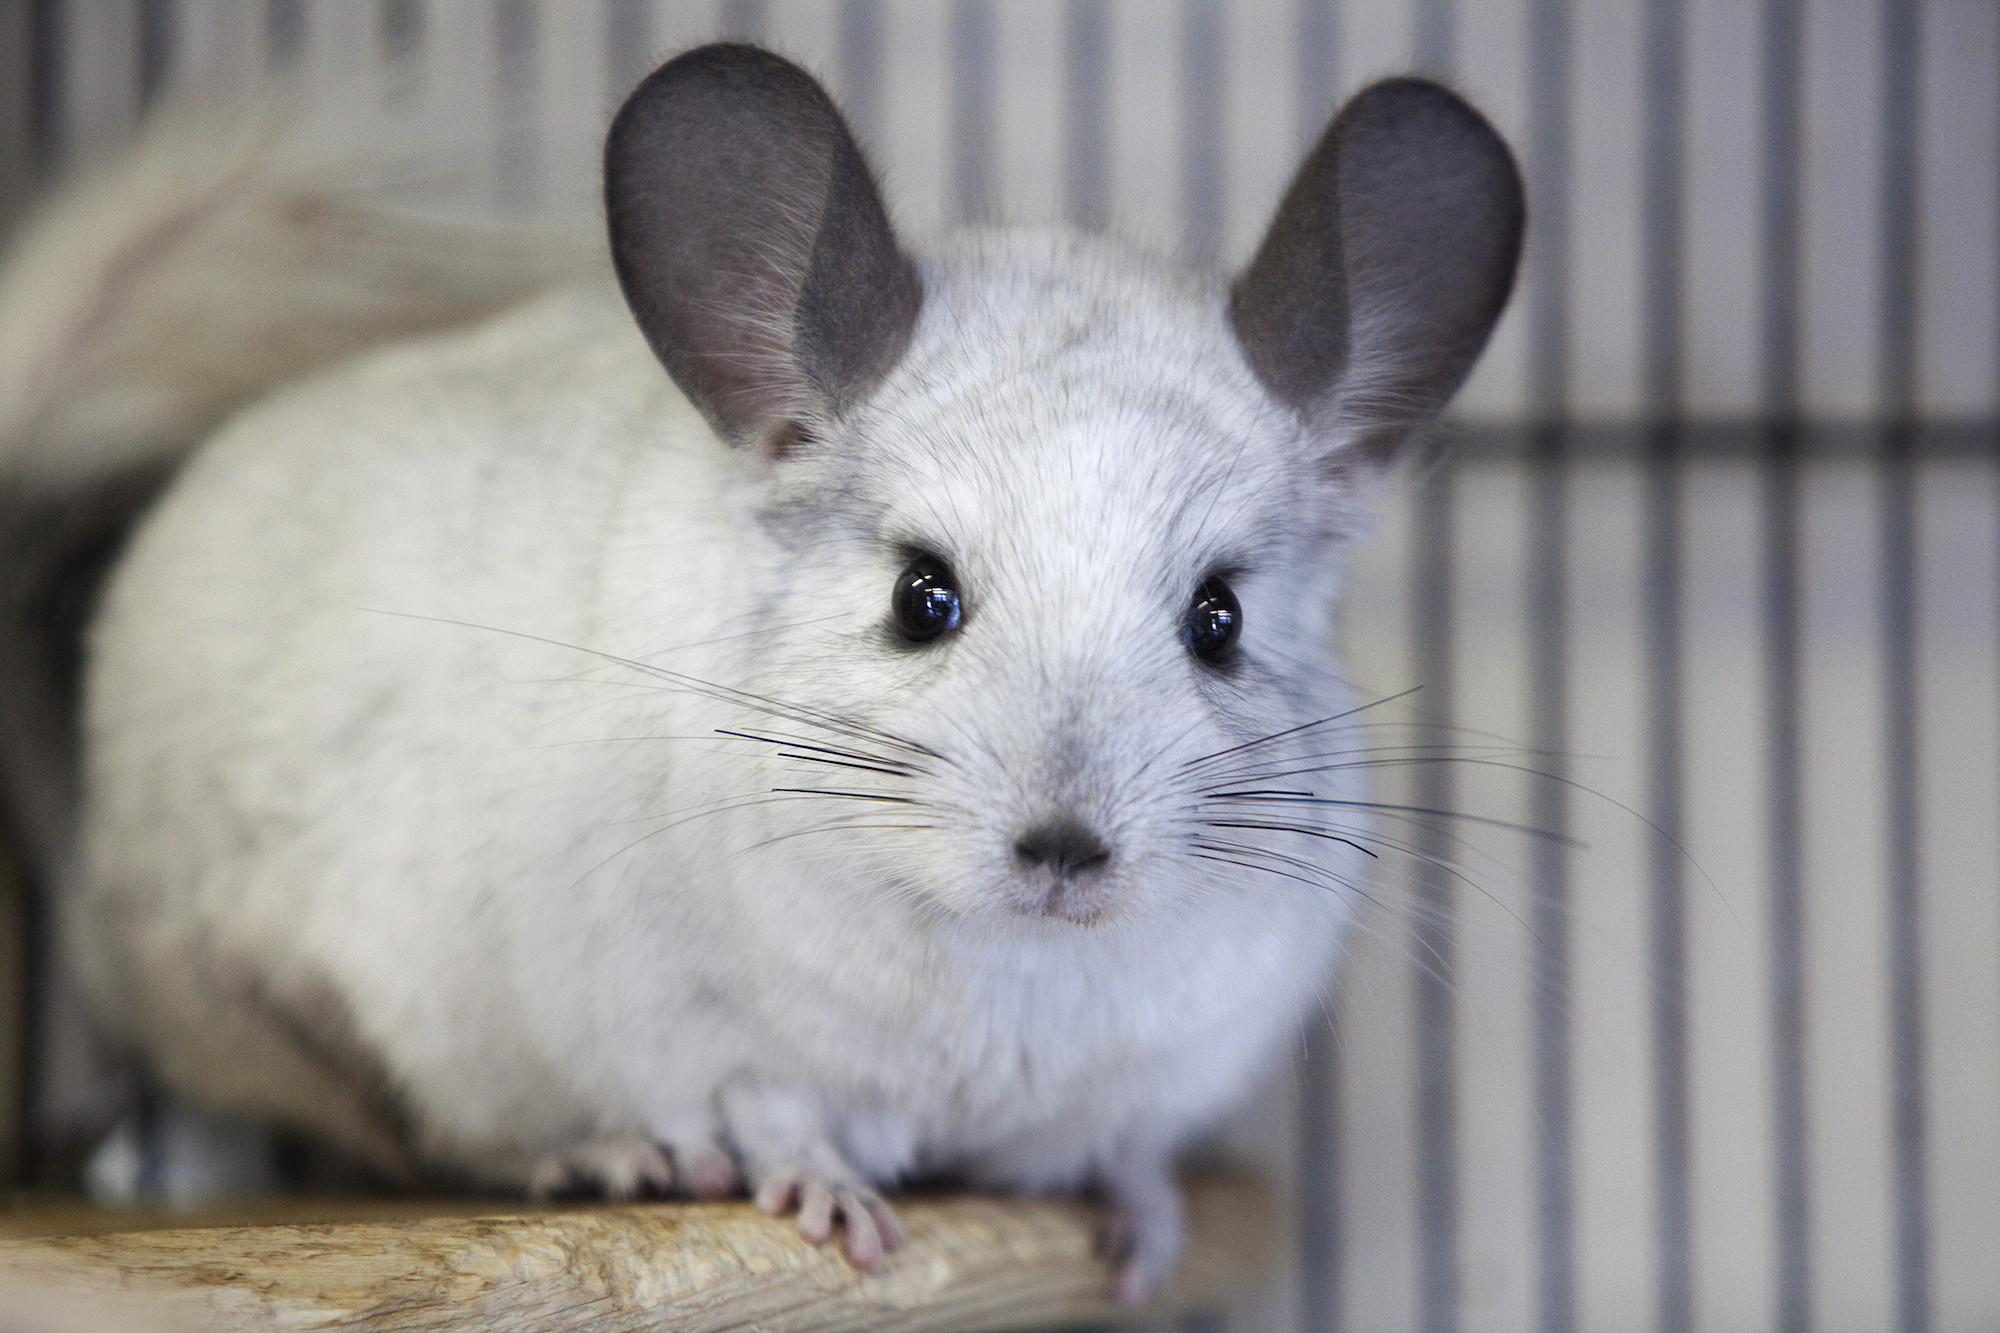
[1191,850,1346,900]
[715,728,928,775]
[1186,843,1417,938]
[1190,742,1542,789]
[1194,751,1715,896]
[744,820,941,854]
[610,785,930,833]
[1190,842,1462,988]
[774,753,922,778]
[1195,818,1377,858]
[1196,792,1582,847]
[1188,836,1377,901]
[1128,714,1214,785]
[1185,810,1496,892]
[1190,753,1568,795]
[1193,814,1543,937]
[361,609,940,759]
[769,787,926,805]
[1176,687,1424,774]
[587,789,939,883]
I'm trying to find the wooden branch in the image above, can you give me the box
[0,1171,1278,1332]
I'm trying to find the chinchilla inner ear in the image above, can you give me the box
[605,43,922,451]
[1231,77,1525,468]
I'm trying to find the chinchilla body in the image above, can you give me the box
[75,247,1345,1192]
[4,45,1522,1297]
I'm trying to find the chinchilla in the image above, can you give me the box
[0,44,1521,1301]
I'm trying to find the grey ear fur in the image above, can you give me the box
[1231,77,1525,466]
[604,44,921,450]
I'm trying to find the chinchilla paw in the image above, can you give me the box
[528,1132,738,1201]
[753,1163,905,1267]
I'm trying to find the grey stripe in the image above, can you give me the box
[1410,8,1456,1332]
[1759,3,1812,1330]
[1299,1012,1342,1333]
[1875,5,1929,1333]
[718,0,766,45]
[1640,4,1691,1332]
[377,0,423,65]
[604,0,653,109]
[1878,434,1927,1333]
[1453,421,1994,462]
[1295,0,1337,152]
[1296,7,1345,1321]
[493,0,537,214]
[1642,447,1691,1333]
[1296,5,1344,1320]
[1760,0,1801,418]
[27,0,59,175]
[138,0,173,108]
[1411,450,1458,1333]
[264,0,304,67]
[1179,0,1223,271]
[1761,429,1808,1333]
[1527,429,1573,1333]
[1525,1,1573,1327]
[950,0,994,227]
[0,2,34,227]
[1063,0,1108,232]
[1411,0,1452,81]
[836,0,883,158]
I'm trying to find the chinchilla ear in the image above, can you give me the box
[605,43,921,453]
[1231,77,1524,469]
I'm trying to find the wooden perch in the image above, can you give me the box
[0,1171,1278,1332]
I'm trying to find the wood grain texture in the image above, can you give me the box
[0,1171,1278,1332]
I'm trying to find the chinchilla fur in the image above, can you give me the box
[0,45,1521,1300]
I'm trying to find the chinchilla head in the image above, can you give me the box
[605,44,1522,929]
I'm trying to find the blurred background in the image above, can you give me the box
[0,2,1995,1331]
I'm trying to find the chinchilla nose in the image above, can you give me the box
[1013,819,1112,879]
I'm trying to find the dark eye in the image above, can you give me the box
[1185,575,1240,663]
[892,557,962,642]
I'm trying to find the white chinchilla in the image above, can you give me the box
[7,45,1521,1301]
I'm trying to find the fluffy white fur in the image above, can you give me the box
[68,232,1368,1297]
[6,55,1524,1305]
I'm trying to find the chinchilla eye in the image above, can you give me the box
[1185,575,1240,663]
[892,557,962,642]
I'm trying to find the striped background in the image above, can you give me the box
[2,4,1997,1333]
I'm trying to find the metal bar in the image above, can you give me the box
[1295,0,1336,152]
[1525,3,1574,1330]
[605,0,652,108]
[836,0,883,161]
[1299,1005,1342,1333]
[0,0,34,225]
[1411,450,1458,1333]
[138,0,173,107]
[1294,7,1345,1323]
[1641,3,1690,1331]
[1063,0,1108,232]
[494,0,538,214]
[1179,0,1223,271]
[718,0,765,45]
[1759,3,1811,1330]
[950,0,994,227]
[1412,0,1452,81]
[1876,4,1929,1332]
[265,0,304,68]
[1411,8,1456,1331]
[378,0,423,104]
